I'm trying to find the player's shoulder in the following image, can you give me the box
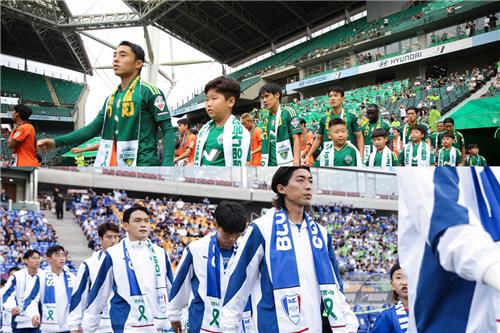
[140,80,162,96]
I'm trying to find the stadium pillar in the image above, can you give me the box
[349,51,357,67]
[144,26,160,85]
[417,31,427,50]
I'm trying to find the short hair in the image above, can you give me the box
[390,262,402,302]
[327,86,345,97]
[392,127,401,134]
[23,249,41,260]
[123,205,150,223]
[118,41,145,62]
[177,118,190,127]
[214,201,247,234]
[240,113,253,122]
[8,267,20,275]
[443,117,455,125]
[271,167,311,209]
[98,222,120,238]
[190,128,199,135]
[300,118,306,126]
[259,82,282,100]
[466,143,479,150]
[46,245,65,257]
[14,104,33,121]
[406,106,418,114]
[366,104,379,112]
[205,76,241,103]
[328,118,346,128]
[372,128,388,139]
[441,132,455,140]
[410,124,426,135]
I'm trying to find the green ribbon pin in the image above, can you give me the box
[323,298,337,320]
[47,309,54,321]
[138,305,147,321]
[209,308,220,326]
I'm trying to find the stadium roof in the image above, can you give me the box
[1,0,93,75]
[130,1,365,66]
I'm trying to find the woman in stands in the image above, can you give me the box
[371,262,409,333]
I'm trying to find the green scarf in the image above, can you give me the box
[94,76,142,167]
[261,105,295,166]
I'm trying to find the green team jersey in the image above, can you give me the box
[318,109,359,144]
[359,118,391,147]
[398,143,436,166]
[465,154,487,166]
[429,131,443,150]
[369,150,398,167]
[200,126,251,166]
[402,121,429,144]
[54,80,174,166]
[437,147,463,166]
[312,143,360,167]
[437,130,465,151]
[264,107,301,166]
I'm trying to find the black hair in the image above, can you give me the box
[190,128,199,135]
[441,132,455,140]
[259,82,282,100]
[366,104,379,112]
[8,267,20,275]
[328,118,346,128]
[300,118,306,126]
[177,118,190,127]
[466,143,479,150]
[23,249,41,260]
[390,262,402,302]
[46,245,65,257]
[372,128,388,139]
[271,167,311,209]
[123,205,150,223]
[98,222,120,238]
[443,117,455,125]
[392,127,401,133]
[214,201,247,234]
[14,104,33,121]
[327,86,345,97]
[406,106,418,114]
[118,41,145,74]
[410,124,426,135]
[205,76,241,103]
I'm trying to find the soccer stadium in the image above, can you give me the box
[1,166,397,332]
[1,0,499,167]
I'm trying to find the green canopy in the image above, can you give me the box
[61,136,100,158]
[440,97,500,130]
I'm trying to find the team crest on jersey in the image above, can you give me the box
[291,118,299,128]
[154,95,166,111]
[281,294,301,325]
[344,155,353,164]
[217,134,223,145]
[119,146,136,166]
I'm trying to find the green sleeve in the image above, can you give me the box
[312,159,320,167]
[54,107,104,147]
[482,156,487,166]
[458,132,465,149]
[392,152,398,165]
[287,109,302,136]
[350,114,361,133]
[159,120,175,166]
[398,150,405,166]
[318,115,327,137]
[456,150,462,164]
[430,151,435,165]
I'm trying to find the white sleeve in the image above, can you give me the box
[437,224,500,285]
[1,275,17,312]
[26,274,41,319]
[336,288,359,333]
[221,225,265,333]
[166,246,193,322]
[68,261,91,330]
[83,254,114,333]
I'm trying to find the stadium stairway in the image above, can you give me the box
[447,75,498,116]
[45,77,61,106]
[45,209,92,267]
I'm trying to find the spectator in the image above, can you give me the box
[1,189,8,203]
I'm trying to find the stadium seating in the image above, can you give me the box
[1,66,52,102]
[51,78,85,105]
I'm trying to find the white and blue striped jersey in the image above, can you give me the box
[84,237,174,333]
[221,208,358,333]
[68,250,112,332]
[398,167,500,333]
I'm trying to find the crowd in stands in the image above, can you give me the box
[68,189,397,272]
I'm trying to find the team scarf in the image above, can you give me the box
[194,114,250,166]
[123,238,168,328]
[393,301,409,333]
[466,154,486,166]
[403,141,432,166]
[205,234,253,332]
[437,146,458,166]
[270,209,346,332]
[42,267,72,326]
[368,146,394,167]
[261,105,295,166]
[94,75,142,167]
[318,141,362,167]
[14,269,39,324]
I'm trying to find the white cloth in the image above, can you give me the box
[398,167,500,333]
[68,251,112,332]
[84,237,174,333]
[27,268,76,332]
[368,146,394,167]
